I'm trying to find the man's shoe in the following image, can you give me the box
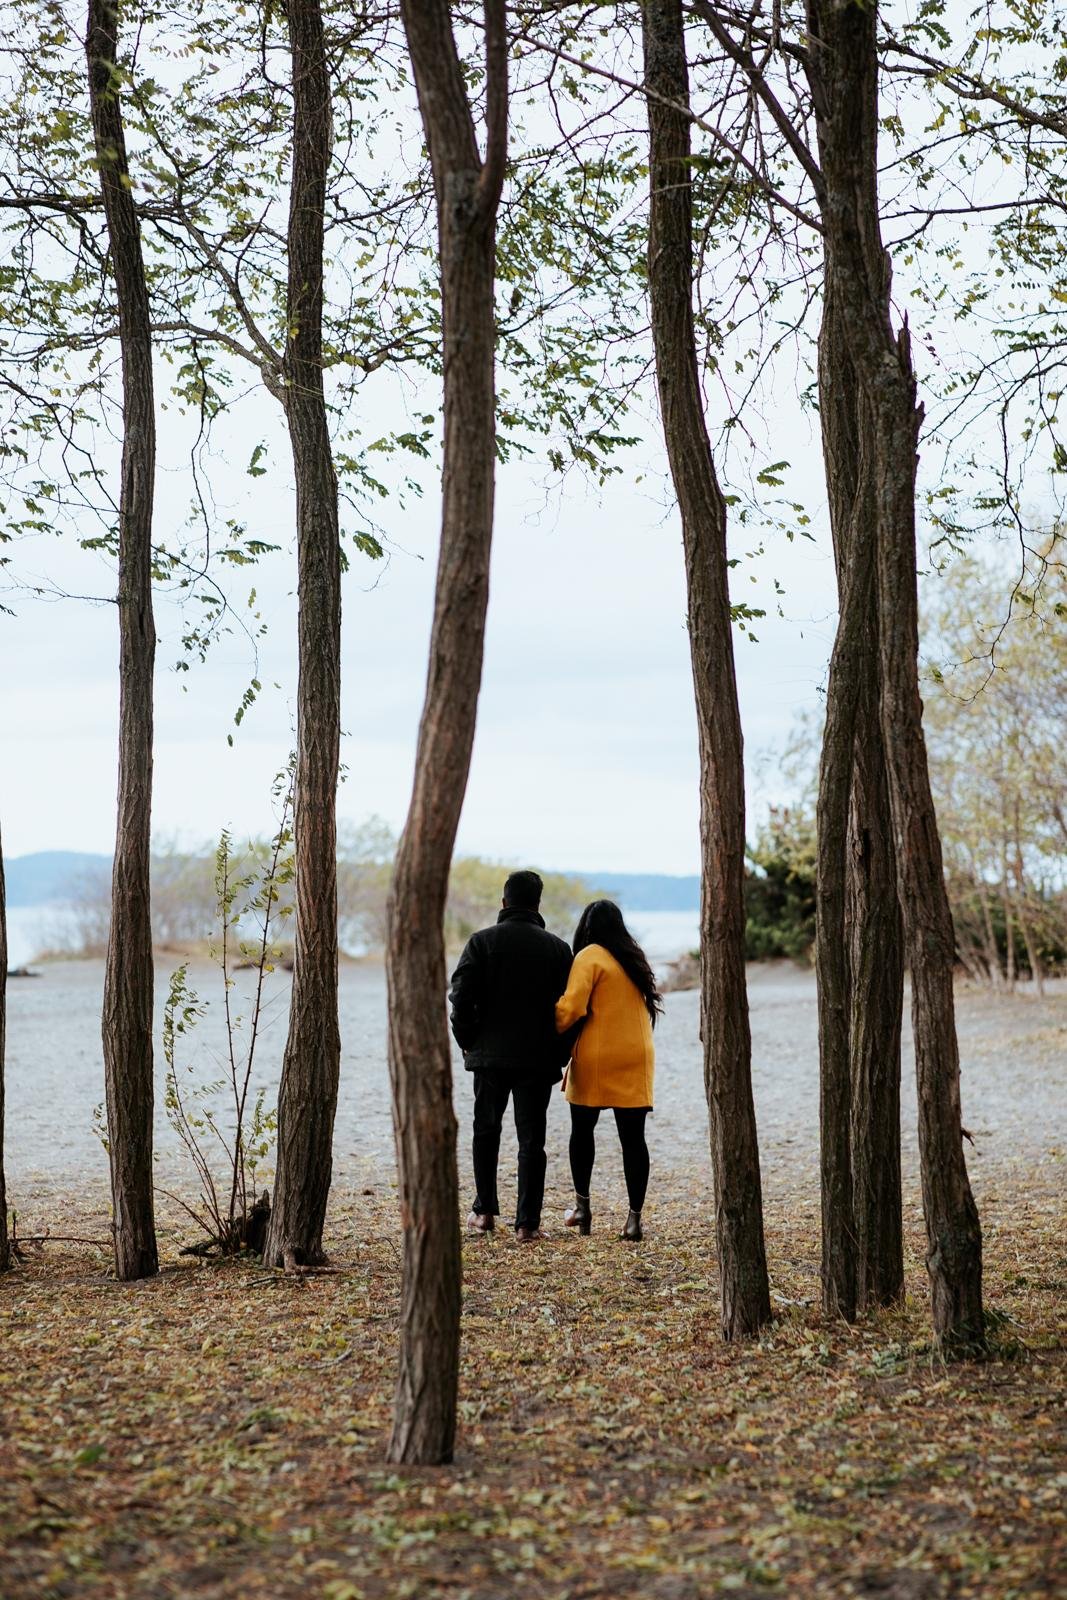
[514,1226,544,1242]
[467,1210,494,1233]
[564,1195,592,1236]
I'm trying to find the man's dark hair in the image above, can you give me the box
[503,869,543,909]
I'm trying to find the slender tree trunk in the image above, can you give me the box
[875,354,984,1352]
[805,0,984,1354]
[954,935,986,988]
[1001,832,1016,993]
[87,0,158,1282]
[816,296,904,1318]
[1011,807,1045,995]
[262,0,342,1270]
[1016,905,1043,995]
[974,866,1003,989]
[387,0,507,1463]
[0,825,9,1273]
[848,721,904,1309]
[642,0,770,1340]
[812,296,868,1322]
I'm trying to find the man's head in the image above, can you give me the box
[502,869,543,911]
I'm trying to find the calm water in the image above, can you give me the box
[4,906,700,971]
[6,906,64,969]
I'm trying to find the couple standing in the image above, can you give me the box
[449,870,664,1242]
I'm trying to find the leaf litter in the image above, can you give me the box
[0,1175,1063,1600]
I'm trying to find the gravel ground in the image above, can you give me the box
[5,957,1064,1234]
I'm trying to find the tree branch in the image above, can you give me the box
[508,26,824,233]
[881,36,1067,142]
[479,0,508,213]
[689,0,826,204]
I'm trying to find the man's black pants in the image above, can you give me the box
[471,1073,554,1231]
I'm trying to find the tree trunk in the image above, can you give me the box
[805,0,984,1355]
[87,0,158,1283]
[1011,800,1044,995]
[816,293,904,1318]
[812,295,867,1322]
[1016,904,1043,995]
[975,867,1003,989]
[1001,833,1016,993]
[848,708,904,1309]
[642,0,770,1340]
[954,933,986,988]
[387,0,507,1463]
[262,0,342,1270]
[0,825,9,1273]
[877,368,984,1353]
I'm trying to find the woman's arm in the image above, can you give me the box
[555,950,597,1032]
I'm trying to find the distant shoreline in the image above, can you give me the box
[5,904,705,971]
[5,851,702,914]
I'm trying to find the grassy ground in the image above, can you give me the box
[1,1182,1063,1600]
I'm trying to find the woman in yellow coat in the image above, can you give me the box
[555,900,663,1240]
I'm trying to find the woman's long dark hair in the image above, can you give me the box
[573,900,664,1025]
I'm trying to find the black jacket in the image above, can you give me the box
[449,907,575,1079]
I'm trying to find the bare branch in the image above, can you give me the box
[689,0,826,204]
[479,0,509,213]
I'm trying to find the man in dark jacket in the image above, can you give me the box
[449,869,574,1241]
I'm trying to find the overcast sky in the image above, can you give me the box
[1,371,838,876]
[4,1,1048,879]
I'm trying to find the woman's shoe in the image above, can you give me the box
[620,1209,643,1242]
[564,1195,592,1236]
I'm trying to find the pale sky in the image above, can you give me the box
[0,385,836,875]
[2,2,1055,877]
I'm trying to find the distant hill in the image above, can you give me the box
[579,872,700,911]
[5,851,110,907]
[5,852,702,914]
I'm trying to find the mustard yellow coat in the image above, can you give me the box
[555,944,655,1109]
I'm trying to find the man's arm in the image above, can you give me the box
[448,935,484,1052]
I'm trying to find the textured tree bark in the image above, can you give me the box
[261,0,342,1270]
[805,0,984,1353]
[848,697,905,1310]
[813,296,866,1321]
[815,290,904,1318]
[0,826,9,1274]
[87,0,158,1282]
[642,0,770,1339]
[387,0,507,1462]
[875,365,985,1352]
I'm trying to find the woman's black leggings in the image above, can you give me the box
[569,1105,650,1212]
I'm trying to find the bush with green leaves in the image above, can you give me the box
[158,791,294,1257]
[744,807,817,963]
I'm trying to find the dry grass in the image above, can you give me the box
[1,1179,1064,1600]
